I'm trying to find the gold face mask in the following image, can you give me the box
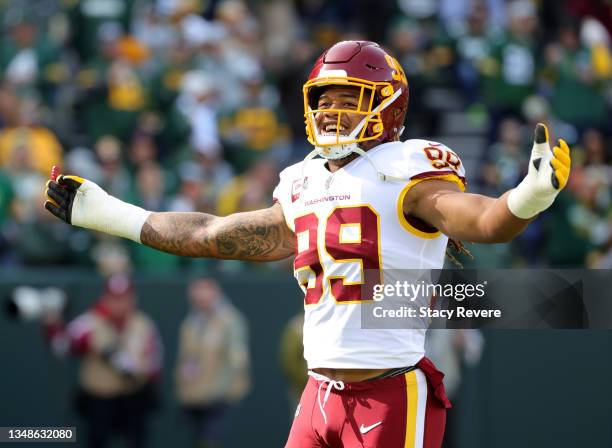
[303,76,398,151]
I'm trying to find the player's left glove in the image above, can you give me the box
[507,123,571,219]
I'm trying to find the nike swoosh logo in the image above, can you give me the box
[359,421,382,434]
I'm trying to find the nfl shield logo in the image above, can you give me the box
[291,177,308,202]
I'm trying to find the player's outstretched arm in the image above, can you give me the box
[45,175,295,261]
[140,205,295,260]
[404,123,571,244]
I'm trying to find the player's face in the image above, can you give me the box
[315,86,372,136]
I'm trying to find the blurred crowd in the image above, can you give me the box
[0,0,610,269]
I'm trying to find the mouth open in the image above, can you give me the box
[320,123,350,136]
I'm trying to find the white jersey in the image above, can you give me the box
[273,140,466,369]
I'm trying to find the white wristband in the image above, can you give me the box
[507,181,555,219]
[71,180,151,243]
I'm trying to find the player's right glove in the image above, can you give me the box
[45,174,151,243]
[507,123,571,219]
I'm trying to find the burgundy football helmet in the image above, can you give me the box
[303,41,409,159]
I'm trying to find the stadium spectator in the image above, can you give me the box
[148,39,195,114]
[177,70,222,159]
[0,14,65,101]
[176,277,250,448]
[0,95,63,177]
[62,0,136,63]
[433,1,496,106]
[169,159,232,215]
[94,135,131,200]
[130,161,169,212]
[542,21,609,130]
[482,0,538,136]
[388,18,440,135]
[43,274,162,448]
[76,23,149,142]
[216,157,278,215]
[169,164,205,212]
[543,129,612,267]
[129,161,181,271]
[219,69,290,173]
[13,195,74,265]
[480,118,528,196]
[521,95,578,146]
[543,173,598,266]
[438,0,506,34]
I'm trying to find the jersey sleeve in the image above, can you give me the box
[401,140,467,190]
[272,163,301,232]
[272,165,292,205]
[394,140,467,238]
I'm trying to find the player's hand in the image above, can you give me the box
[45,174,109,226]
[45,174,86,224]
[507,123,571,219]
[525,123,570,192]
[44,172,151,242]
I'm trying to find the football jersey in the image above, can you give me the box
[273,140,466,369]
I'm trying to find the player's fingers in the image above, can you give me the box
[44,200,68,222]
[47,179,67,193]
[57,174,84,191]
[46,186,69,209]
[553,169,569,190]
[550,159,569,190]
[551,158,569,176]
[534,122,549,144]
[554,168,569,187]
[46,197,60,208]
[553,146,570,167]
[46,179,68,190]
[530,123,550,163]
[47,181,71,202]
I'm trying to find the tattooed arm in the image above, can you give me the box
[44,174,295,262]
[141,203,294,261]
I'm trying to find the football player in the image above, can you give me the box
[45,41,571,447]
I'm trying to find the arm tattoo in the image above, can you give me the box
[140,205,295,261]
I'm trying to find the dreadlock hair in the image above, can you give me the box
[446,239,473,269]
